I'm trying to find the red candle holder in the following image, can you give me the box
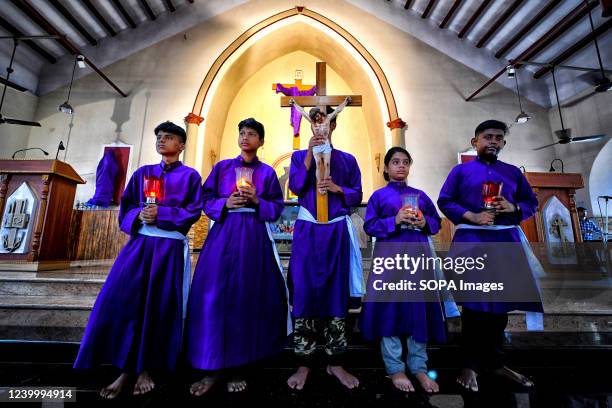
[482,181,503,212]
[143,175,162,204]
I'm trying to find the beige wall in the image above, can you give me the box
[218,50,374,197]
[0,88,38,159]
[4,0,562,204]
[547,90,612,215]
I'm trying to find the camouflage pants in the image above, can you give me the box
[293,317,347,365]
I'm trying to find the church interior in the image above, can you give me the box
[0,0,611,406]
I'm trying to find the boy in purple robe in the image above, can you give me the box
[437,120,542,392]
[186,118,289,395]
[360,147,447,394]
[74,122,204,399]
[286,107,363,391]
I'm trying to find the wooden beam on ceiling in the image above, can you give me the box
[440,0,464,29]
[476,0,524,48]
[0,15,56,63]
[494,0,561,58]
[533,17,612,78]
[422,0,437,19]
[82,0,117,37]
[465,0,600,101]
[111,0,137,29]
[49,0,98,46]
[458,0,492,38]
[139,0,156,21]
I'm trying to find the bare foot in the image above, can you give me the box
[190,376,217,396]
[227,377,247,393]
[493,366,534,387]
[133,371,155,396]
[415,372,439,393]
[99,373,130,399]
[326,365,359,389]
[457,368,478,392]
[287,366,310,390]
[388,372,414,392]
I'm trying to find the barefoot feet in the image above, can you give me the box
[326,365,359,389]
[415,372,439,393]
[190,375,218,396]
[389,372,414,392]
[457,368,479,392]
[287,366,310,390]
[99,373,130,399]
[227,377,247,393]
[133,371,155,396]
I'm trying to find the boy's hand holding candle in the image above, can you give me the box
[238,183,259,205]
[491,196,516,213]
[226,192,248,209]
[139,204,158,224]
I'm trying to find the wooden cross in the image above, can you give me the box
[279,62,362,222]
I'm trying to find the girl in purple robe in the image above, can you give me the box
[74,122,204,399]
[360,147,446,394]
[186,118,289,395]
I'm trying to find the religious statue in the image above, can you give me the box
[289,96,351,195]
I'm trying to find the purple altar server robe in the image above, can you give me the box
[288,148,362,318]
[186,155,288,370]
[74,161,203,373]
[437,156,543,313]
[275,83,317,137]
[360,182,447,343]
[87,150,119,207]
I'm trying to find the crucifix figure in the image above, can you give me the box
[279,62,362,222]
[273,70,317,150]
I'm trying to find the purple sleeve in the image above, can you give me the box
[118,171,143,235]
[275,83,291,95]
[289,151,310,196]
[437,166,470,225]
[421,193,442,235]
[257,171,284,222]
[202,164,229,221]
[511,171,539,223]
[156,171,204,232]
[363,193,396,238]
[339,157,363,207]
[298,85,317,96]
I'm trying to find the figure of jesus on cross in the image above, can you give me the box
[277,62,362,221]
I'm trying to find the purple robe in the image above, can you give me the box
[87,150,119,207]
[186,155,287,370]
[288,148,362,318]
[74,161,203,373]
[275,83,317,136]
[437,156,543,313]
[360,182,447,343]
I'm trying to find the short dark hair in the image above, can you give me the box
[154,121,186,143]
[577,206,587,212]
[474,120,508,137]
[307,106,339,124]
[238,117,265,140]
[383,146,413,181]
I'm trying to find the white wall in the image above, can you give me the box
[0,88,38,159]
[547,89,612,215]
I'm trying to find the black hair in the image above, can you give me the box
[577,206,587,212]
[383,146,413,181]
[154,121,186,143]
[308,106,339,124]
[238,117,265,140]
[474,119,508,137]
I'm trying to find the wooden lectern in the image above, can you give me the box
[0,160,85,270]
[521,172,584,243]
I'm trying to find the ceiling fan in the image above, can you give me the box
[532,67,607,151]
[0,39,41,127]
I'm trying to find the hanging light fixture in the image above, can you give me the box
[513,68,531,124]
[506,64,516,79]
[58,55,78,115]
